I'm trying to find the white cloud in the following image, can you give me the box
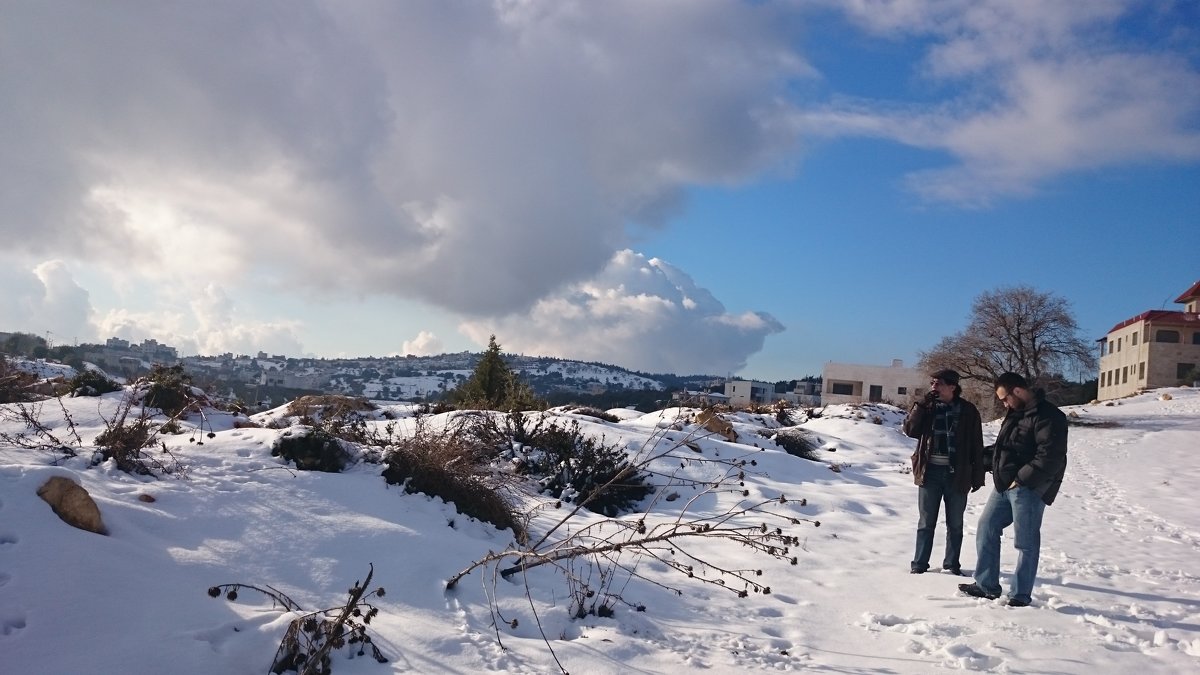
[0,260,96,345]
[90,284,306,357]
[0,1,807,316]
[460,250,784,375]
[801,0,1200,204]
[401,331,443,357]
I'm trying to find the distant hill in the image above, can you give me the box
[1,333,729,410]
[321,352,725,408]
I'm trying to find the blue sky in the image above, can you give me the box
[1,1,1197,380]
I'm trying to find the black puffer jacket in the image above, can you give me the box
[903,397,986,495]
[991,391,1068,505]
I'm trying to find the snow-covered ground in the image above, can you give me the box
[5,357,79,381]
[1,388,1198,673]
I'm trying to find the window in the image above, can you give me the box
[1139,362,1145,380]
[1100,342,1107,356]
[831,382,854,395]
[1194,332,1200,345]
[1157,329,1180,343]
[1117,337,1122,352]
[1132,332,1139,346]
[1109,340,1115,353]
[897,387,908,395]
[1179,363,1197,381]
[1122,366,1128,384]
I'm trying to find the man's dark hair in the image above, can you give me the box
[931,368,963,397]
[994,372,1028,391]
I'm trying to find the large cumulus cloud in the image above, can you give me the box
[0,260,95,346]
[460,250,784,374]
[0,0,806,315]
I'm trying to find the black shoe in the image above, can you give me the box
[910,565,928,574]
[942,566,964,576]
[1006,597,1031,607]
[958,583,1000,600]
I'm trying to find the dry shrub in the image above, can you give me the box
[773,428,824,461]
[137,364,202,417]
[209,564,389,675]
[286,395,378,444]
[70,369,121,397]
[272,428,353,473]
[417,400,457,415]
[286,394,377,420]
[562,406,621,423]
[382,418,523,540]
[508,419,652,518]
[775,403,796,426]
[0,356,40,403]
[93,393,184,476]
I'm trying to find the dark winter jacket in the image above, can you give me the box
[903,397,986,495]
[991,391,1068,505]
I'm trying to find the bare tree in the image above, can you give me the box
[919,286,1096,391]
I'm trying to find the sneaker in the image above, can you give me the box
[1006,597,1031,607]
[958,583,1000,600]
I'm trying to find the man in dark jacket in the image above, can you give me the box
[960,372,1068,607]
[903,369,986,575]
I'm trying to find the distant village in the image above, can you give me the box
[0,331,744,410]
[4,279,1197,411]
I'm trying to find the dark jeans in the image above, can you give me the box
[912,464,967,571]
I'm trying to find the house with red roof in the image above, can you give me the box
[1097,280,1200,400]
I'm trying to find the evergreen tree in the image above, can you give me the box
[450,335,544,411]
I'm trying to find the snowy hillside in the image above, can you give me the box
[1,388,1198,673]
[5,356,78,381]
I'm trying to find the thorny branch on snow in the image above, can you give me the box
[443,410,820,672]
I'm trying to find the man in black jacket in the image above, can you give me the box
[960,372,1068,607]
[903,369,986,575]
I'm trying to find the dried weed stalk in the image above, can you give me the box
[445,409,820,672]
[209,564,389,675]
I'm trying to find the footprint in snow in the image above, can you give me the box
[1,612,27,637]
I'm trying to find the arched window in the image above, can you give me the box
[1156,329,1180,343]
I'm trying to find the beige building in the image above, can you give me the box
[1097,280,1200,400]
[724,379,775,407]
[822,359,927,406]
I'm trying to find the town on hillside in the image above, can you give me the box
[1,331,818,411]
[3,279,1198,412]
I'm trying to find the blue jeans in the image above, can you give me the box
[974,486,1046,603]
[912,464,967,571]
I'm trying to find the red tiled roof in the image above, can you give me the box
[1103,310,1200,337]
[1175,279,1200,303]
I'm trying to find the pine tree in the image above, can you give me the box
[450,336,543,411]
